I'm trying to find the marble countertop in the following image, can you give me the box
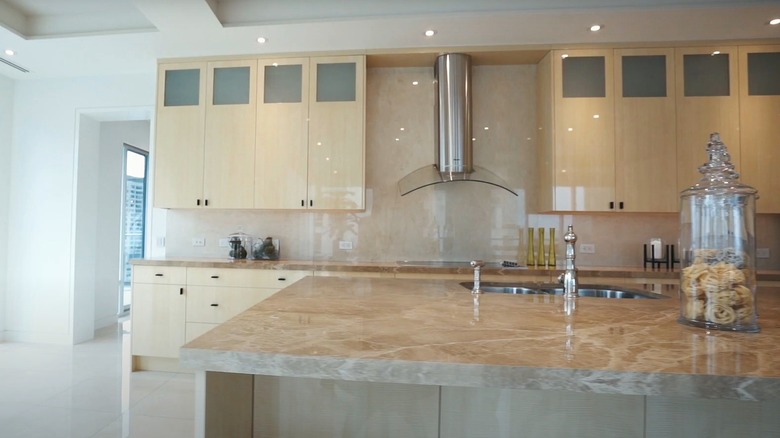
[179,276,780,401]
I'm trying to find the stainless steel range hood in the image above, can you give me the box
[398,53,517,196]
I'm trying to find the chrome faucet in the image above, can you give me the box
[557,225,578,298]
[470,260,485,294]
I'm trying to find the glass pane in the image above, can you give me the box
[213,66,250,105]
[562,56,605,98]
[747,52,780,96]
[622,55,667,97]
[317,62,356,102]
[164,69,200,106]
[264,64,303,103]
[123,149,147,293]
[683,54,730,97]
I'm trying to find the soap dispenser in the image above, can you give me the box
[679,133,759,332]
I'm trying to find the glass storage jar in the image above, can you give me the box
[679,133,759,332]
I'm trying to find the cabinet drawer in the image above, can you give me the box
[133,265,187,285]
[187,268,310,288]
[186,286,279,324]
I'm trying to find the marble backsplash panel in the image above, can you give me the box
[162,65,780,269]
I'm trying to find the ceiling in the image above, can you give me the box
[0,0,778,79]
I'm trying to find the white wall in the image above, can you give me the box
[6,74,154,344]
[0,75,13,340]
[94,121,150,329]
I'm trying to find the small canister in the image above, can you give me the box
[679,133,759,332]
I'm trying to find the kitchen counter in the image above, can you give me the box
[132,257,780,282]
[180,276,780,401]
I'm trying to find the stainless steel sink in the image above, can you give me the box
[459,282,668,299]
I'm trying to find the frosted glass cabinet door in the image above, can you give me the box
[308,56,365,210]
[203,60,257,209]
[675,47,740,194]
[553,49,615,212]
[255,58,310,209]
[614,48,678,213]
[154,62,207,209]
[739,45,780,213]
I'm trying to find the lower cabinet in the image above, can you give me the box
[131,266,311,370]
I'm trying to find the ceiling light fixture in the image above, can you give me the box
[590,24,602,32]
[256,37,267,44]
[770,18,780,25]
[4,49,14,56]
[424,29,436,37]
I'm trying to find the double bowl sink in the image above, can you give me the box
[460,282,669,299]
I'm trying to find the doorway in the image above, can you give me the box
[120,145,148,314]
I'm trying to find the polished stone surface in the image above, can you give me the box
[132,257,780,282]
[180,276,780,401]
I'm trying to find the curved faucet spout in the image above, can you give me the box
[558,225,578,298]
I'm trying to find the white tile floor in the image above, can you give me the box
[0,320,195,438]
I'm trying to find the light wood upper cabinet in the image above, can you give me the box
[255,58,310,209]
[204,60,257,209]
[308,56,366,210]
[539,49,615,212]
[154,60,256,209]
[675,46,740,193]
[614,48,677,213]
[154,62,207,209]
[255,55,365,210]
[738,45,780,213]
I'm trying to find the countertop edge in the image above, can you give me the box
[178,348,780,401]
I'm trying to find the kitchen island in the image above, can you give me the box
[180,276,780,437]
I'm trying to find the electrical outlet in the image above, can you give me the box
[757,248,770,259]
[218,238,229,247]
[338,240,353,250]
[579,243,596,254]
[192,237,206,247]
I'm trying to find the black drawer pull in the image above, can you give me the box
[210,275,219,279]
[210,303,219,307]
[196,199,201,206]
[180,287,184,295]
[619,201,624,210]
[155,273,164,277]
[278,277,286,281]
[205,199,209,206]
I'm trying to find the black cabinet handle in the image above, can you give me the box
[155,273,164,277]
[180,287,184,295]
[278,277,286,281]
[205,199,209,206]
[609,201,614,210]
[619,201,624,210]
[301,200,305,207]
[210,303,219,307]
[309,200,313,207]
[210,275,219,279]
[196,199,201,206]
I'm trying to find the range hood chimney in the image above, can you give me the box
[398,53,517,196]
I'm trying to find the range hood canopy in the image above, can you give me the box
[398,53,517,196]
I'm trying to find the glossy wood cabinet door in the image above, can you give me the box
[675,46,741,193]
[203,59,257,209]
[739,45,780,213]
[256,55,365,210]
[154,62,207,208]
[614,48,678,213]
[255,58,310,209]
[308,55,366,210]
[552,49,615,211]
[131,266,187,359]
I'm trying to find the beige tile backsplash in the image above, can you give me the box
[164,65,780,269]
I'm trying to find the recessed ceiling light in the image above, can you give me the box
[770,18,780,25]
[256,37,267,44]
[593,114,600,119]
[412,81,419,85]
[424,29,436,37]
[4,49,14,56]
[590,24,602,32]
